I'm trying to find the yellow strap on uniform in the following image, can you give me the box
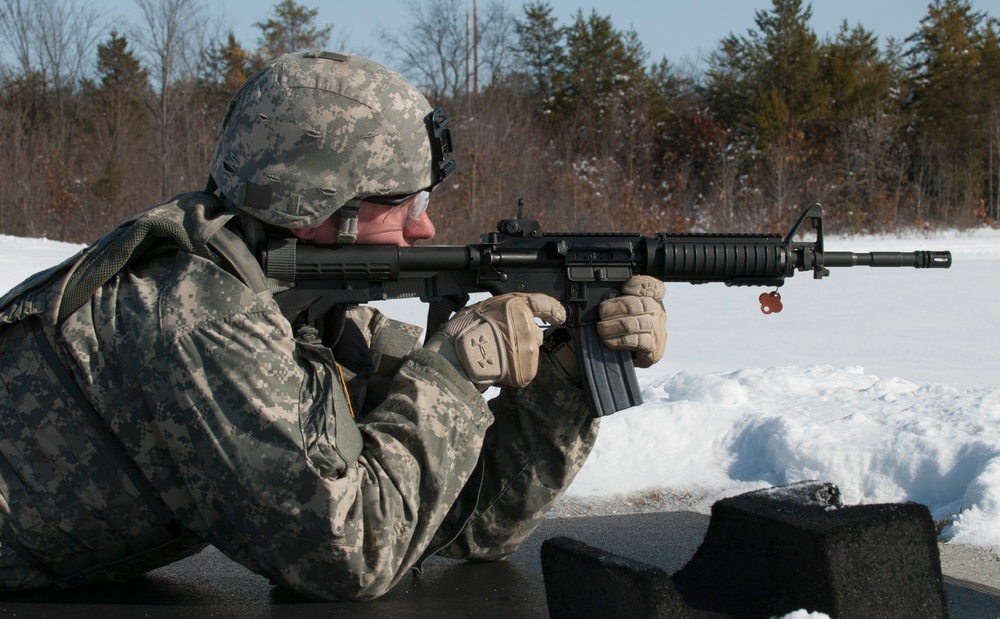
[335,363,355,419]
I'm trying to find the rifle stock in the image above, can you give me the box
[261,203,952,417]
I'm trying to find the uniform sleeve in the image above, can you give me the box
[428,327,600,561]
[136,260,493,601]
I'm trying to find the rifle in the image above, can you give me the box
[260,202,952,417]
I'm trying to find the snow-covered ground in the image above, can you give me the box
[2,226,997,557]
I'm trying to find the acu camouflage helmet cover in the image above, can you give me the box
[210,50,453,229]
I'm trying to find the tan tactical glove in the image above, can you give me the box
[596,275,667,368]
[426,293,567,389]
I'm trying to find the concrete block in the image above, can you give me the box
[541,481,948,618]
[541,536,718,618]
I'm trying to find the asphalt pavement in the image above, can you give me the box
[0,511,996,618]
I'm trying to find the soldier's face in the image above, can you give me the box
[356,196,436,246]
[289,193,436,246]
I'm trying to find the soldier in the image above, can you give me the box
[0,51,666,600]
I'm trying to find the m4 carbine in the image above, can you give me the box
[261,202,952,417]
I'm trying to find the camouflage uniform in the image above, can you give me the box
[0,193,598,600]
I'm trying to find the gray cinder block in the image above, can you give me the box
[542,481,948,618]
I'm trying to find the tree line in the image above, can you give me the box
[1,0,997,244]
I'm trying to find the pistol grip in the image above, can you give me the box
[574,325,643,417]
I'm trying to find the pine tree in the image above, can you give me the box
[822,22,891,124]
[707,0,826,148]
[820,23,901,229]
[254,0,332,62]
[93,31,150,95]
[905,0,990,224]
[512,1,565,112]
[979,18,1000,222]
[81,31,150,205]
[553,10,648,125]
[703,0,828,224]
[199,32,256,114]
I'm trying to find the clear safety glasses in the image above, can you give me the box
[364,190,430,228]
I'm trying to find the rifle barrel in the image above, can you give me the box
[822,251,952,268]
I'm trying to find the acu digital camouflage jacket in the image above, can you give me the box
[0,192,599,600]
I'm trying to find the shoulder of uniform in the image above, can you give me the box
[132,248,281,341]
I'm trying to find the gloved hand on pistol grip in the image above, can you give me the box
[596,275,667,368]
[425,293,567,389]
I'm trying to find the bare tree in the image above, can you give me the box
[0,0,102,87]
[0,0,103,125]
[759,128,808,229]
[0,0,104,238]
[386,0,464,101]
[39,0,103,141]
[387,0,514,102]
[0,0,36,77]
[473,0,515,91]
[130,0,207,195]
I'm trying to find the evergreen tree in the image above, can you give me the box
[706,0,826,148]
[254,0,332,62]
[512,1,565,112]
[821,22,892,123]
[979,18,1000,222]
[93,30,150,95]
[81,31,151,204]
[199,32,256,113]
[907,0,985,142]
[553,10,648,124]
[905,0,990,223]
[703,0,829,224]
[820,23,902,229]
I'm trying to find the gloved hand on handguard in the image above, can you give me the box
[596,275,667,368]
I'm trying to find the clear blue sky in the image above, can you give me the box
[104,0,1000,70]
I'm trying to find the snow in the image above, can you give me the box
[1,227,998,561]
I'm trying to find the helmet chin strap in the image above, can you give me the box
[205,174,219,195]
[337,199,361,244]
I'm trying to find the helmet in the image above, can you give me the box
[210,51,454,230]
